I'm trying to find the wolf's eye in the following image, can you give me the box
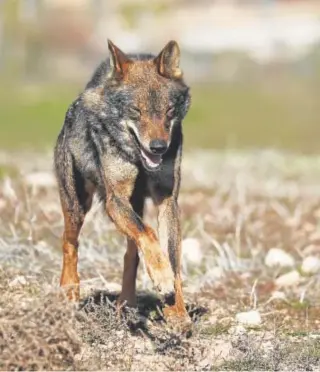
[166,106,175,119]
[128,107,141,120]
[165,120,171,130]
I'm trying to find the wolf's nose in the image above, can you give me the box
[149,139,168,155]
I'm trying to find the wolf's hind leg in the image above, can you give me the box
[56,153,94,301]
[118,239,139,308]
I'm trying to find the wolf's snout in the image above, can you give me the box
[149,139,168,155]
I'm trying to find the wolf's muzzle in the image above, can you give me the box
[149,139,168,155]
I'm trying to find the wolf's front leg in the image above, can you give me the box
[158,197,191,328]
[106,192,175,298]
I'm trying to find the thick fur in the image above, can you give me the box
[54,40,191,327]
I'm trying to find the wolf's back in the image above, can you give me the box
[85,60,109,89]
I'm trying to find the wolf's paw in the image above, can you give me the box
[60,273,80,302]
[150,264,175,298]
[163,306,193,335]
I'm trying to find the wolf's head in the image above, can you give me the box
[105,40,191,171]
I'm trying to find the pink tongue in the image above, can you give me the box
[141,149,162,167]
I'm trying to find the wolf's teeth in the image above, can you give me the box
[141,149,162,168]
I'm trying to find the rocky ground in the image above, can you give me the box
[1,149,320,371]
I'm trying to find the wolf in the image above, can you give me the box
[54,40,191,327]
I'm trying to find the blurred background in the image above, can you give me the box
[1,0,320,153]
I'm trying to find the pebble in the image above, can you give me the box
[235,310,262,326]
[301,256,320,274]
[265,248,295,268]
[275,270,300,287]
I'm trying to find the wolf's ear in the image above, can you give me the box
[107,39,131,79]
[154,40,182,79]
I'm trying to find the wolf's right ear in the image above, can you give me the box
[107,40,131,79]
[154,40,182,79]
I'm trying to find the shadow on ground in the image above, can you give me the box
[79,290,208,339]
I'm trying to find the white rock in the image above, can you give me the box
[301,256,320,274]
[265,248,295,268]
[24,171,56,189]
[9,275,28,287]
[235,310,262,326]
[182,238,203,265]
[275,270,300,287]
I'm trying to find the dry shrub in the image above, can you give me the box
[0,270,81,371]
[76,293,137,370]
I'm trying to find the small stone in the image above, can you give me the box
[275,270,300,287]
[235,310,262,326]
[301,256,320,275]
[265,248,295,268]
[182,238,203,265]
[9,275,28,287]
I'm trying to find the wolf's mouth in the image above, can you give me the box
[140,147,162,170]
[129,127,163,171]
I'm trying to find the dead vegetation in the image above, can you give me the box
[1,150,320,371]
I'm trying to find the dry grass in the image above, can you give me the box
[1,149,320,371]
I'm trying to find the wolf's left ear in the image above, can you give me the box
[107,39,131,79]
[154,40,182,79]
